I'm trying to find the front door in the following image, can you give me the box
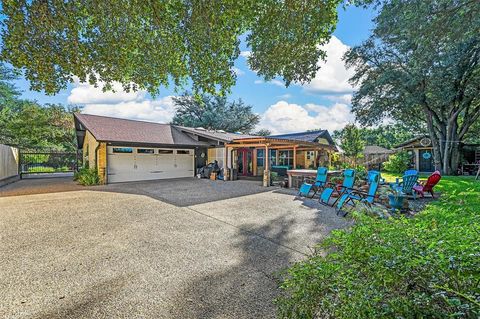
[419,149,434,172]
[237,148,253,176]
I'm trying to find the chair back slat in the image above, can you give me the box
[405,169,418,176]
[402,174,419,193]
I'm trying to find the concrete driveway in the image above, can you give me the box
[0,178,351,319]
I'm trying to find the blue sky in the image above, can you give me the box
[12,5,376,134]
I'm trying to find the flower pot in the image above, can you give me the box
[388,194,405,210]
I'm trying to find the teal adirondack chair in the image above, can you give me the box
[391,174,419,199]
[336,171,380,215]
[395,169,418,184]
[298,167,328,198]
[320,169,356,206]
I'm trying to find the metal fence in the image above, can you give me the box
[19,150,79,176]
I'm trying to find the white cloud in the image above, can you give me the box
[254,80,263,84]
[254,79,284,87]
[324,93,353,104]
[68,78,146,104]
[277,93,292,99]
[240,50,251,58]
[301,36,356,94]
[232,67,245,76]
[258,100,354,134]
[69,79,176,123]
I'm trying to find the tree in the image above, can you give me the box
[0,64,77,150]
[338,124,365,165]
[334,123,415,149]
[345,0,480,174]
[172,94,259,133]
[1,0,341,95]
[253,129,271,136]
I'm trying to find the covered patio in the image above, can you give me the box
[225,136,337,186]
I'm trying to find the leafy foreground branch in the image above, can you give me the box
[277,177,480,318]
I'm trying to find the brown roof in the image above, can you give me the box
[363,145,393,155]
[176,126,257,142]
[74,113,209,146]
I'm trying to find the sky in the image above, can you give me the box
[12,5,376,135]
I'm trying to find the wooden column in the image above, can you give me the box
[293,146,297,169]
[263,144,270,187]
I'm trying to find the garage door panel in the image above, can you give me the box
[107,146,194,183]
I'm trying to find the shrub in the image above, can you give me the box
[383,151,410,173]
[74,167,100,185]
[276,176,480,318]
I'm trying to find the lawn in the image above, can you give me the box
[277,174,480,318]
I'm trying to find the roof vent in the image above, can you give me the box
[195,127,206,131]
[216,130,226,133]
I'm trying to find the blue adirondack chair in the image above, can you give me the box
[320,169,356,206]
[391,174,419,199]
[336,171,380,215]
[395,169,418,184]
[298,167,328,198]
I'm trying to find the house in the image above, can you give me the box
[394,135,480,174]
[74,113,337,185]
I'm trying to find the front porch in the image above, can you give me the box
[225,137,336,186]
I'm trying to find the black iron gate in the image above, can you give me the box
[19,150,80,177]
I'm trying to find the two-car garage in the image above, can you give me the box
[107,146,195,183]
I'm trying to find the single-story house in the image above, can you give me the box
[394,135,480,174]
[74,113,337,185]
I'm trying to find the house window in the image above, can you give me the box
[278,150,293,167]
[306,151,315,160]
[269,149,277,166]
[256,149,265,167]
[137,148,154,154]
[177,150,191,155]
[113,147,133,153]
[158,149,174,154]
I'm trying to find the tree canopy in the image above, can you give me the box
[0,64,77,151]
[1,0,340,95]
[171,94,259,133]
[345,0,480,174]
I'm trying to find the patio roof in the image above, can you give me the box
[226,136,337,151]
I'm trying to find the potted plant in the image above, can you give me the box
[329,176,343,197]
[387,187,406,211]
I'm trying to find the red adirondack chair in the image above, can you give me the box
[413,171,441,198]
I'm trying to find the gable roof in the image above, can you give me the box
[74,113,209,147]
[363,145,393,155]
[268,130,335,145]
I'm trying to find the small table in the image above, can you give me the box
[286,169,340,188]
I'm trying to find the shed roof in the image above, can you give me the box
[363,145,393,155]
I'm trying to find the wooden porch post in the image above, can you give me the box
[293,145,297,169]
[263,144,270,187]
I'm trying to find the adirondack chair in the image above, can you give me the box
[395,169,418,184]
[413,171,441,198]
[336,171,380,215]
[320,169,356,206]
[298,167,328,198]
[391,173,419,200]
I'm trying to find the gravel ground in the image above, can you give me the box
[0,179,350,319]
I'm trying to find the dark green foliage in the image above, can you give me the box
[254,129,272,137]
[277,176,480,318]
[383,151,410,173]
[172,94,259,133]
[345,0,480,174]
[338,124,364,165]
[74,167,100,186]
[1,0,340,95]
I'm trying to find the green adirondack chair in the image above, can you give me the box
[391,173,419,200]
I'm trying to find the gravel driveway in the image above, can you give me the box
[0,178,351,319]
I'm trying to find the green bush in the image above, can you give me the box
[383,151,411,173]
[74,167,100,186]
[276,176,480,318]
[27,166,55,173]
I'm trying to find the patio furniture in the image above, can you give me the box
[286,169,340,189]
[390,173,419,200]
[320,169,356,206]
[395,169,418,184]
[336,171,380,215]
[367,170,385,184]
[297,167,328,198]
[413,170,441,198]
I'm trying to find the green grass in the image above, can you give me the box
[277,175,480,318]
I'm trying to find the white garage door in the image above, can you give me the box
[107,147,194,183]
